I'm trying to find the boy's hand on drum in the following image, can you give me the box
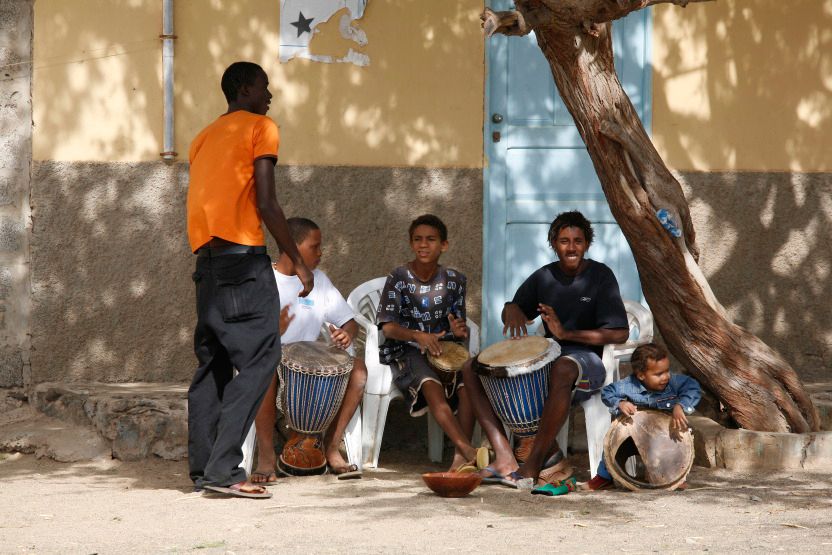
[502,303,533,339]
[328,324,352,350]
[618,400,637,417]
[538,304,565,339]
[414,330,445,357]
[279,305,295,335]
[448,315,468,339]
[671,404,689,430]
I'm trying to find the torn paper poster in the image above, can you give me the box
[280,0,370,66]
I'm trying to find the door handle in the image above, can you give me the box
[492,113,504,124]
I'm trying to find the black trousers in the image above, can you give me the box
[188,251,281,488]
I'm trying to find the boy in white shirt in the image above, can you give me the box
[251,218,367,482]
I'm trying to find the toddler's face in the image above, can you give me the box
[636,357,670,392]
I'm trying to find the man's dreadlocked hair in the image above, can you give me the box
[547,210,595,249]
[220,62,263,104]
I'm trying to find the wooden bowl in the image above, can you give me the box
[421,472,483,498]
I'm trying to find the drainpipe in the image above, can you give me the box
[160,0,177,159]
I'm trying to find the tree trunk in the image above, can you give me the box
[483,1,819,433]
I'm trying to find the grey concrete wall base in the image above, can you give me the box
[33,382,189,461]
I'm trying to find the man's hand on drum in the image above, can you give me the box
[328,323,352,350]
[448,314,468,339]
[279,305,295,335]
[671,404,689,430]
[618,400,638,417]
[502,303,534,339]
[413,330,445,357]
[538,303,566,339]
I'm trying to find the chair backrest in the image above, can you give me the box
[617,299,654,352]
[346,276,480,355]
[345,276,387,331]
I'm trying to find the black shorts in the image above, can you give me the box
[390,345,463,417]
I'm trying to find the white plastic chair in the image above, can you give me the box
[553,298,654,477]
[239,323,363,474]
[347,277,481,468]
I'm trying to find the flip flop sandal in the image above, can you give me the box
[479,467,520,489]
[538,455,573,485]
[203,481,272,499]
[453,447,490,473]
[249,470,280,486]
[532,477,577,496]
[331,464,363,480]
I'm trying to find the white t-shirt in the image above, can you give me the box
[275,268,356,345]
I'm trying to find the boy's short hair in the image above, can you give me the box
[409,214,448,242]
[278,217,320,253]
[631,342,669,375]
[221,62,264,104]
[547,210,594,248]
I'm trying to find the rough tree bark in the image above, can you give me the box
[482,0,819,433]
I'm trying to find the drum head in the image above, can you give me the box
[478,335,551,367]
[282,341,352,371]
[603,410,694,491]
[427,342,470,372]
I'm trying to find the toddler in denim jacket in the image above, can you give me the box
[586,342,701,490]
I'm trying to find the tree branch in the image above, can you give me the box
[480,7,560,37]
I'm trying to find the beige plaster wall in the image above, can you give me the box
[652,0,832,171]
[33,0,486,167]
[30,162,482,383]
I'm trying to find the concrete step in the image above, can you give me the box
[31,382,188,461]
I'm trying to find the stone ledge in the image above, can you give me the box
[32,382,188,461]
[690,415,832,471]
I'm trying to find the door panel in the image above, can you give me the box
[483,3,652,347]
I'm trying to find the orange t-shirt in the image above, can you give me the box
[187,111,280,252]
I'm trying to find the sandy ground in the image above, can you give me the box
[1,450,831,555]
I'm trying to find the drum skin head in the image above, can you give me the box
[427,342,470,372]
[282,341,352,372]
[478,335,550,367]
[603,409,694,491]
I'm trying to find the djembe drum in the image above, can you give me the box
[473,336,561,437]
[278,341,353,476]
[603,409,694,491]
[427,342,470,395]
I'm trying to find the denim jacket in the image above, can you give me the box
[601,372,701,416]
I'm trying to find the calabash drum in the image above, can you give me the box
[427,342,470,387]
[603,409,694,491]
[278,341,353,476]
[473,336,560,437]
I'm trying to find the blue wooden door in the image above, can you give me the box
[483,4,652,347]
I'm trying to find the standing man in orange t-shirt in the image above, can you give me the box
[187,61,313,499]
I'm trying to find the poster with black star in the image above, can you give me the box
[280,0,370,66]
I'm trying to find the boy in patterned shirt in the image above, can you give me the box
[377,214,484,472]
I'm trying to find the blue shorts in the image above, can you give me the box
[558,346,607,405]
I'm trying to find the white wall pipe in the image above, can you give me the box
[160,0,176,159]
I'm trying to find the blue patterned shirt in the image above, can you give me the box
[601,372,701,416]
[376,264,466,363]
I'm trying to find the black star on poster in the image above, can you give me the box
[290,12,314,37]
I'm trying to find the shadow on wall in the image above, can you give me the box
[30,0,486,384]
[652,2,832,381]
[30,162,482,384]
[34,0,486,167]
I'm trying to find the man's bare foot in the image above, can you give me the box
[249,469,278,485]
[325,447,351,473]
[251,451,278,484]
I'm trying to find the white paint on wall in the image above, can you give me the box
[280,0,370,66]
